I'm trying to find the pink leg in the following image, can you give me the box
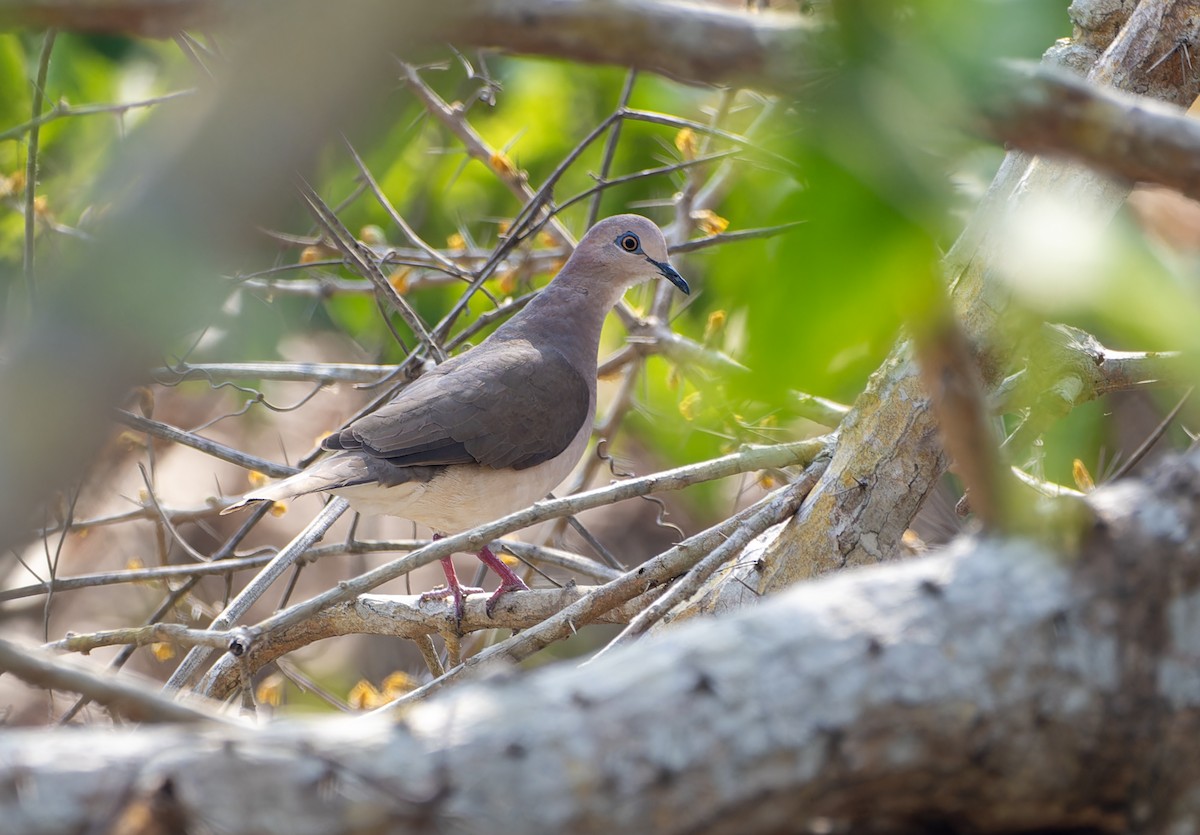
[418,536,484,623]
[475,544,529,617]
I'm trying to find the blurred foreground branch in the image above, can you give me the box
[0,0,828,93]
[981,61,1200,201]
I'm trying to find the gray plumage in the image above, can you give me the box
[224,214,688,616]
[324,339,589,474]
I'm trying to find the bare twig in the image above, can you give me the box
[669,220,807,254]
[115,410,298,478]
[47,622,235,653]
[597,466,820,650]
[1,551,276,602]
[1108,387,1194,481]
[0,89,194,143]
[156,361,398,385]
[165,497,350,691]
[399,59,575,250]
[341,135,468,279]
[588,70,637,228]
[296,179,445,361]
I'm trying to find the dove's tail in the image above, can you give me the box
[220,455,372,515]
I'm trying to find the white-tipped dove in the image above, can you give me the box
[225,214,689,618]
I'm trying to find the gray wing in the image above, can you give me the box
[325,342,591,471]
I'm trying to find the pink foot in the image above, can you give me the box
[476,545,529,617]
[418,555,483,623]
[418,544,530,623]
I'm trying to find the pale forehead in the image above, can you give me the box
[586,214,660,240]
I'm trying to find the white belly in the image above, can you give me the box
[330,424,590,534]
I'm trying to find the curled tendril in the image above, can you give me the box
[596,439,684,542]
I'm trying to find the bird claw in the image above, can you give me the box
[419,584,485,624]
[484,579,530,618]
[419,548,531,623]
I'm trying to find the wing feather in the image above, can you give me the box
[324,341,591,471]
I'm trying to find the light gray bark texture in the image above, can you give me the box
[5,451,1200,835]
[676,0,1200,619]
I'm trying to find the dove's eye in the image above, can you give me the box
[618,233,640,252]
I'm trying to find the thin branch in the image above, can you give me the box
[398,59,575,250]
[296,179,445,361]
[22,28,55,308]
[791,391,850,428]
[597,466,820,651]
[1108,387,1193,481]
[165,497,349,692]
[413,634,444,678]
[669,220,807,254]
[156,361,396,385]
[0,88,194,143]
[133,466,209,566]
[47,622,235,653]
[0,551,278,601]
[0,637,234,725]
[115,410,298,478]
[588,69,637,227]
[341,135,468,279]
[555,150,742,218]
[198,439,828,696]
[621,108,796,170]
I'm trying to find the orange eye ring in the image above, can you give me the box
[619,233,640,252]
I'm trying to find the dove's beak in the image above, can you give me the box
[648,257,689,295]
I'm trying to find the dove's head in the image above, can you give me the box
[569,214,689,298]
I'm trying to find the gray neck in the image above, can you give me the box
[490,261,630,379]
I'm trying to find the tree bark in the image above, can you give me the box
[5,450,1200,835]
[673,0,1200,620]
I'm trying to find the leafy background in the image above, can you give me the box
[7,2,1199,715]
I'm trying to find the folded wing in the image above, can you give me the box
[324,341,591,471]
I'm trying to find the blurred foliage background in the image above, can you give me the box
[7,0,1200,715]
[0,5,1078,478]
